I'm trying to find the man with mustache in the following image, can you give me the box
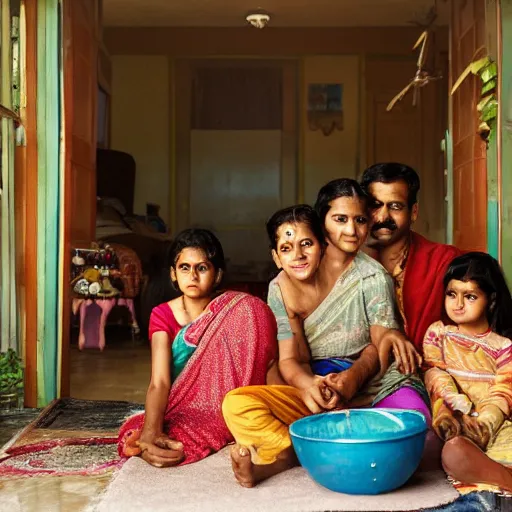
[361,162,462,354]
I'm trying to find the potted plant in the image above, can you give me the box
[0,349,24,412]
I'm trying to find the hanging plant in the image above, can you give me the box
[451,55,498,142]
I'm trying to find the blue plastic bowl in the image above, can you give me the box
[289,408,427,495]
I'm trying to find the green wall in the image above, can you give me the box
[487,130,499,260]
[502,0,512,281]
[485,0,500,260]
[36,0,60,406]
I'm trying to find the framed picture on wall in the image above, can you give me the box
[307,83,344,136]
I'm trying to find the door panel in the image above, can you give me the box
[61,0,98,396]
[366,58,447,243]
[176,59,297,281]
[190,130,281,275]
[450,0,487,251]
[372,97,422,169]
[67,0,98,245]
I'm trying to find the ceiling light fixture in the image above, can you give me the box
[246,13,270,29]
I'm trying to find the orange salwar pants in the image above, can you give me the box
[222,385,311,465]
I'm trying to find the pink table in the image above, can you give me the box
[72,297,139,350]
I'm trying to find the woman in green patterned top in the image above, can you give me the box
[222,180,428,488]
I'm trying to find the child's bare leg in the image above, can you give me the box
[442,436,512,492]
[230,444,298,488]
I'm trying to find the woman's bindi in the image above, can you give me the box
[284,228,295,240]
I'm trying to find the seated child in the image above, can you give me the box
[118,229,277,467]
[423,252,512,492]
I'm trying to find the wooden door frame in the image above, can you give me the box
[98,40,112,149]
[60,0,99,397]
[59,0,74,398]
[13,0,39,407]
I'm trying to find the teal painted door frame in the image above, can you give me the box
[485,1,500,261]
[36,0,61,406]
[501,0,512,282]
[487,129,499,260]
[442,131,454,245]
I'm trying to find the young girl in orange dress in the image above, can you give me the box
[423,252,512,493]
[118,229,277,467]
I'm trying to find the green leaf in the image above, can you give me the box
[477,94,494,112]
[479,62,497,83]
[481,102,498,123]
[451,57,493,95]
[481,78,497,95]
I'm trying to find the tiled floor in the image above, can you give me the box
[0,471,112,511]
[0,332,150,512]
[70,330,151,403]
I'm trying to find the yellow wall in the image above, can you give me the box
[302,56,360,204]
[106,27,448,240]
[110,55,362,216]
[110,55,170,222]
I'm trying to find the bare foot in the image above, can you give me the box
[230,444,299,488]
[442,436,512,492]
[123,429,143,457]
[230,445,258,488]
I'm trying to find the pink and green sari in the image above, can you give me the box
[118,291,277,464]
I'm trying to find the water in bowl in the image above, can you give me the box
[296,408,421,443]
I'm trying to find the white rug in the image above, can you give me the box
[93,448,459,512]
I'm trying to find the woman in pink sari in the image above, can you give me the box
[118,229,277,466]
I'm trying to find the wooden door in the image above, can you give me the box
[366,57,448,243]
[176,59,297,282]
[64,0,98,245]
[450,0,487,251]
[61,0,99,395]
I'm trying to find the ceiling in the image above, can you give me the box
[102,0,449,28]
